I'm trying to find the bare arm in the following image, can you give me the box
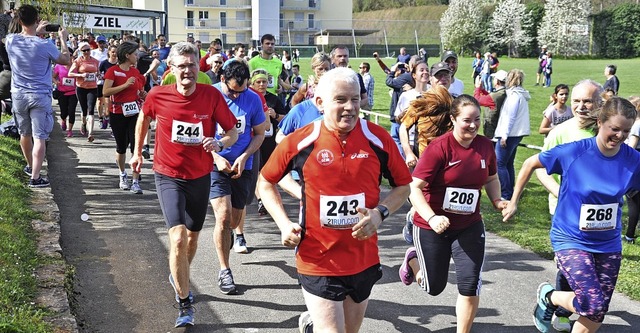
[409,177,449,233]
[257,174,302,248]
[130,113,152,173]
[539,117,552,135]
[55,27,71,65]
[484,173,507,210]
[398,123,417,168]
[535,168,559,198]
[102,77,135,97]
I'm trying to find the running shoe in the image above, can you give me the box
[298,311,313,333]
[534,282,557,333]
[233,235,248,254]
[142,145,151,159]
[551,313,572,332]
[623,235,636,244]
[28,177,50,188]
[119,174,130,190]
[174,301,195,327]
[168,274,194,304]
[80,123,87,137]
[130,182,143,194]
[60,120,67,131]
[218,268,237,295]
[403,210,414,244]
[23,165,32,177]
[399,247,417,285]
[257,199,268,216]
[66,130,73,138]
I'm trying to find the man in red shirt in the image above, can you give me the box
[257,67,411,333]
[130,42,238,328]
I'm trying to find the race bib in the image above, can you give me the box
[171,120,203,145]
[267,75,275,88]
[62,77,75,86]
[579,203,618,231]
[122,101,140,117]
[265,122,274,137]
[217,114,246,135]
[85,73,96,82]
[442,187,479,215]
[319,193,365,229]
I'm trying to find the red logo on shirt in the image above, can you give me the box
[316,149,334,166]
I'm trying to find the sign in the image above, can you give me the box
[63,12,151,31]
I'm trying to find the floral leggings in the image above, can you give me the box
[555,249,622,323]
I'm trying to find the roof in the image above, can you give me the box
[314,29,378,37]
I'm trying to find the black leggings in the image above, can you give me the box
[76,87,98,117]
[58,93,78,124]
[109,113,137,154]
[626,192,640,238]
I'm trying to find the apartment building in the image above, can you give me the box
[133,0,353,46]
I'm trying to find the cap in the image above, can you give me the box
[440,50,458,62]
[430,62,452,76]
[97,35,107,43]
[542,45,548,49]
[491,69,508,82]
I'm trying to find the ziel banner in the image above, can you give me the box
[63,12,151,31]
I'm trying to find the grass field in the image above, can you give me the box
[293,55,640,300]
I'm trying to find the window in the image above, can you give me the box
[186,0,194,5]
[309,0,316,8]
[308,14,314,28]
[308,35,314,45]
[221,33,227,46]
[187,11,194,27]
[220,12,226,27]
[220,0,227,5]
[199,11,209,20]
[280,13,284,28]
[294,12,303,22]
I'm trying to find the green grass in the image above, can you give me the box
[294,55,640,300]
[0,118,51,332]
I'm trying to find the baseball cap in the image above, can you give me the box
[440,50,458,62]
[491,70,508,82]
[77,42,90,51]
[542,45,548,49]
[97,35,107,43]
[430,62,452,76]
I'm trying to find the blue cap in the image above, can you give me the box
[96,35,107,43]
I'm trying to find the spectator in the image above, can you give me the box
[494,69,530,200]
[384,55,418,156]
[538,84,572,136]
[471,51,483,83]
[603,64,619,96]
[359,62,374,110]
[397,47,411,64]
[474,69,508,139]
[535,45,548,86]
[543,52,553,88]
[7,4,70,187]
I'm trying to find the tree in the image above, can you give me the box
[439,0,483,54]
[538,0,591,57]
[486,0,533,57]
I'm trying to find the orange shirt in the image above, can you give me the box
[73,56,100,89]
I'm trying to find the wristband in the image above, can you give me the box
[426,215,436,223]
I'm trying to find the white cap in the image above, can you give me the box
[491,70,508,82]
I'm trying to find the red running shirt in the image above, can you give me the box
[104,65,146,114]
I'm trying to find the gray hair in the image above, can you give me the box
[574,79,605,110]
[167,41,199,66]
[315,67,359,101]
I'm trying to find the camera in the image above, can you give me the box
[45,24,60,32]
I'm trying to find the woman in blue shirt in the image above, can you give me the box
[503,97,640,333]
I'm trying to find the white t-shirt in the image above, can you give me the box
[449,77,464,97]
[395,89,422,148]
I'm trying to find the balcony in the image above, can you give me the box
[281,20,321,32]
[184,0,251,9]
[281,0,321,10]
[186,18,252,30]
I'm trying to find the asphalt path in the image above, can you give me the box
[46,115,640,333]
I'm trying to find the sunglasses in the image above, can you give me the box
[82,49,91,52]
[251,69,269,76]
[214,61,223,64]
[225,81,247,95]
[214,48,222,52]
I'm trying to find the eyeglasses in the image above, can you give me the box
[214,61,223,64]
[224,81,247,95]
[82,49,91,53]
[214,48,222,52]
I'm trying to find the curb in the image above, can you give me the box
[30,188,78,333]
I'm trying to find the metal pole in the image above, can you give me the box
[352,28,357,58]
[414,29,419,55]
[384,28,389,58]
[288,27,292,56]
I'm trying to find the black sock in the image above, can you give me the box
[545,291,556,307]
[179,297,190,305]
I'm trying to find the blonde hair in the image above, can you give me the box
[506,69,525,88]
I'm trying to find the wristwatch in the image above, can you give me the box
[215,140,224,151]
[375,205,390,221]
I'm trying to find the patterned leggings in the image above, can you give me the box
[555,249,622,323]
